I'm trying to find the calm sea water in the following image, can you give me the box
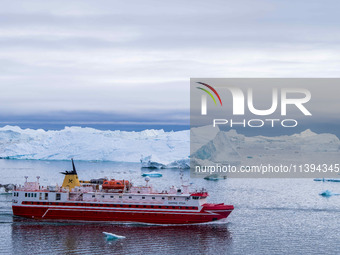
[0,159,339,255]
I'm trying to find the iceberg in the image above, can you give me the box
[141,171,163,177]
[204,174,227,181]
[0,126,189,165]
[103,232,126,240]
[192,131,241,165]
[314,178,340,183]
[140,155,189,169]
[0,183,15,193]
[0,125,339,169]
[319,190,340,197]
[140,155,166,169]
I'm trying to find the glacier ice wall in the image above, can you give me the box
[0,126,189,164]
[1,125,339,166]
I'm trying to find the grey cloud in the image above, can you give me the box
[0,0,340,125]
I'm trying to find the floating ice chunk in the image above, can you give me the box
[204,174,227,181]
[326,179,340,182]
[320,190,333,197]
[319,190,340,197]
[313,178,326,182]
[140,155,189,169]
[165,159,190,169]
[314,178,340,182]
[103,232,126,240]
[0,183,15,192]
[141,171,163,177]
[140,155,166,169]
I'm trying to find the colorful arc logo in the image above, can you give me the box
[196,82,223,106]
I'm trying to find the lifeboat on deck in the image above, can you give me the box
[102,179,130,190]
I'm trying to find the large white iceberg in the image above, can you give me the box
[0,125,189,164]
[0,125,339,167]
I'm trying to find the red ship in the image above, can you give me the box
[12,160,233,224]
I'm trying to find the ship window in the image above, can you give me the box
[162,197,165,200]
[152,197,155,199]
[92,195,95,198]
[129,205,131,207]
[186,207,188,209]
[119,196,122,199]
[117,182,121,185]
[173,197,176,200]
[142,197,145,199]
[39,193,42,200]
[110,196,114,198]
[28,193,30,197]
[102,195,105,198]
[159,206,161,208]
[120,205,123,207]
[172,206,175,209]
[135,205,139,208]
[56,193,61,200]
[25,193,27,197]
[151,206,154,208]
[45,193,48,200]
[143,205,146,208]
[34,193,37,198]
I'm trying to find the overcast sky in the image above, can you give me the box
[0,0,340,127]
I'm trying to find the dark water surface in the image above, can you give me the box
[0,159,339,254]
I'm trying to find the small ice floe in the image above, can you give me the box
[320,190,333,197]
[319,190,340,197]
[314,178,340,182]
[141,171,163,177]
[103,232,126,240]
[327,179,340,182]
[204,174,227,181]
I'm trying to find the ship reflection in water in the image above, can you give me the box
[11,218,232,254]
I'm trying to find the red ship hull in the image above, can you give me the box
[12,204,233,224]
